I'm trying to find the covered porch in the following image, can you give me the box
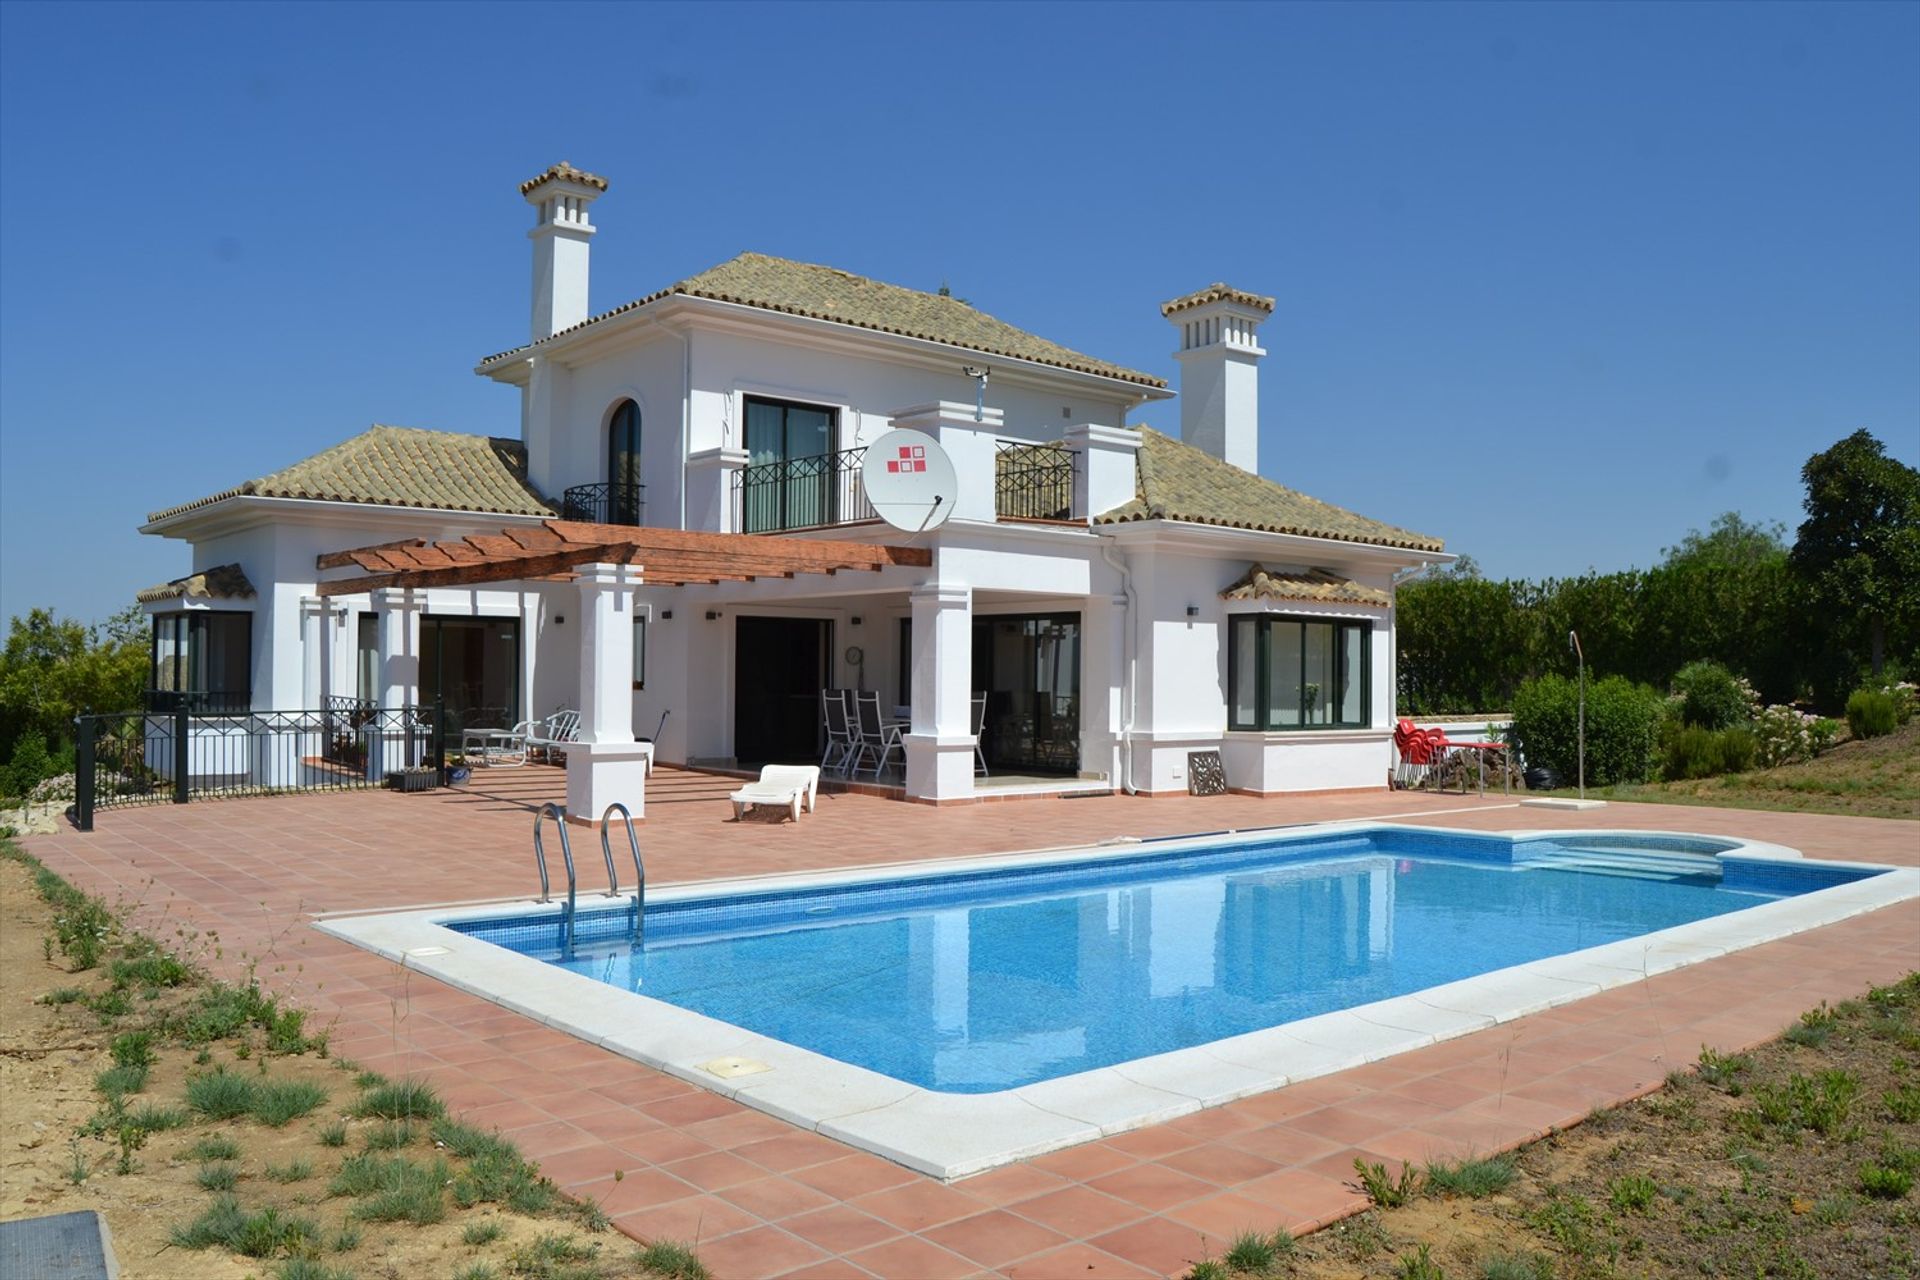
[316,520,1111,815]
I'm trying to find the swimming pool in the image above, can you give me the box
[321,824,1915,1177]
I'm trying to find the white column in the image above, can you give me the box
[685,446,750,532]
[1078,593,1128,786]
[567,563,649,822]
[299,596,325,709]
[1064,423,1144,522]
[904,583,974,802]
[518,591,540,726]
[368,588,423,780]
[887,402,1003,525]
[371,588,422,710]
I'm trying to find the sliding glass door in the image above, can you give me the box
[742,396,836,531]
[971,613,1080,775]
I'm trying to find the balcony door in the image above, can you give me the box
[734,615,833,765]
[742,396,836,532]
[607,400,642,525]
[972,613,1081,775]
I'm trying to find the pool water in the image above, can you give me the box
[448,829,1878,1093]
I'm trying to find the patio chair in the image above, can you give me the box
[850,690,903,778]
[525,709,581,763]
[970,692,989,777]
[730,764,820,822]
[821,689,855,775]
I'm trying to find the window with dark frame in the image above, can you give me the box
[897,617,912,709]
[741,395,838,532]
[607,400,642,525]
[1227,615,1370,731]
[148,611,252,711]
[633,613,647,690]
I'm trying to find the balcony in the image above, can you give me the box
[731,448,876,534]
[993,440,1076,522]
[561,482,646,527]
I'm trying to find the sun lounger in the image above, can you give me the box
[729,764,820,822]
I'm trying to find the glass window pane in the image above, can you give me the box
[1267,622,1302,727]
[744,399,785,465]
[1339,625,1365,725]
[633,616,646,689]
[785,406,831,458]
[357,614,379,703]
[153,615,184,692]
[1302,623,1335,725]
[1230,617,1258,729]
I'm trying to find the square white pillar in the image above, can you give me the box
[887,402,1003,525]
[686,446,750,533]
[1064,423,1143,522]
[1078,593,1129,785]
[568,562,648,822]
[368,587,423,780]
[904,583,975,802]
[299,596,325,709]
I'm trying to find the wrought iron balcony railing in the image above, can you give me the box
[994,440,1076,522]
[731,448,876,533]
[561,481,646,526]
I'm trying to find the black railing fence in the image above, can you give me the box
[731,448,874,533]
[561,481,646,527]
[74,702,446,831]
[994,440,1076,521]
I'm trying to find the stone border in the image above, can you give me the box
[316,823,1919,1181]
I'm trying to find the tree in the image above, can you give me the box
[1642,513,1806,703]
[1789,430,1920,677]
[0,606,150,762]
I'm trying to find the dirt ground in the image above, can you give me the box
[0,854,661,1279]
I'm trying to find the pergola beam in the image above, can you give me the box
[313,520,929,597]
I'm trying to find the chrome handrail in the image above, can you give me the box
[533,802,578,951]
[600,802,645,944]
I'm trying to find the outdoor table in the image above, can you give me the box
[461,728,524,768]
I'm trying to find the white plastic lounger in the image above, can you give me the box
[729,765,820,822]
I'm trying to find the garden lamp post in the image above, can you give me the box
[1569,630,1586,800]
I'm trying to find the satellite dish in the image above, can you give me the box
[861,429,956,532]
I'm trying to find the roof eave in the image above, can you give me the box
[141,493,557,540]
[1097,517,1452,564]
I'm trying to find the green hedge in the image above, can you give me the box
[1670,660,1753,730]
[1662,725,1758,780]
[1512,674,1668,787]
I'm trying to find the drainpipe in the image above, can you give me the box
[1097,534,1138,795]
[677,326,691,531]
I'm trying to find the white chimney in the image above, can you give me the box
[521,161,607,342]
[1163,284,1274,474]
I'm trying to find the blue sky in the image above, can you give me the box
[2,1,1916,626]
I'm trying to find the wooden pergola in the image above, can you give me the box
[314,519,932,594]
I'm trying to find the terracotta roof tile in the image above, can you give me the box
[1220,564,1390,608]
[479,252,1164,388]
[518,160,608,196]
[135,563,256,604]
[1094,428,1444,552]
[146,426,557,524]
[1160,283,1276,317]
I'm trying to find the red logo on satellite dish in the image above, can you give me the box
[886,445,928,475]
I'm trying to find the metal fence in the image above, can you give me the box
[74,701,446,831]
[731,447,875,533]
[994,440,1076,521]
[560,481,646,526]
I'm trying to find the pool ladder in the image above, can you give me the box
[532,802,646,952]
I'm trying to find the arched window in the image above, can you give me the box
[607,400,642,525]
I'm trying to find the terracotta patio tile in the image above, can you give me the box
[591,1167,701,1215]
[735,1131,854,1175]
[1086,1162,1217,1213]
[770,1260,879,1280]
[719,1174,839,1222]
[849,1179,992,1233]
[664,1150,772,1193]
[1161,1189,1289,1242]
[844,1235,981,1280]
[1087,1214,1212,1276]
[789,1154,921,1200]
[781,1204,907,1255]
[1157,1141,1284,1187]
[923,1208,1071,1269]
[1006,1185,1145,1239]
[1027,1140,1138,1182]
[612,1192,761,1244]
[948,1162,1072,1208]
[697,1225,832,1280]
[1002,1241,1158,1279]
[1103,1123,1204,1161]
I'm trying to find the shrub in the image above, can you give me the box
[1512,674,1667,786]
[634,1240,709,1280]
[1750,703,1835,767]
[1662,725,1757,780]
[1671,660,1755,729]
[252,1079,327,1127]
[1608,1173,1659,1212]
[355,1078,443,1121]
[1859,1162,1913,1199]
[186,1135,241,1162]
[1353,1157,1420,1208]
[1846,689,1901,739]
[186,1068,260,1120]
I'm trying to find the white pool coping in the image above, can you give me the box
[316,823,1920,1181]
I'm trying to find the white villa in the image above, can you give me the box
[135,161,1449,818]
